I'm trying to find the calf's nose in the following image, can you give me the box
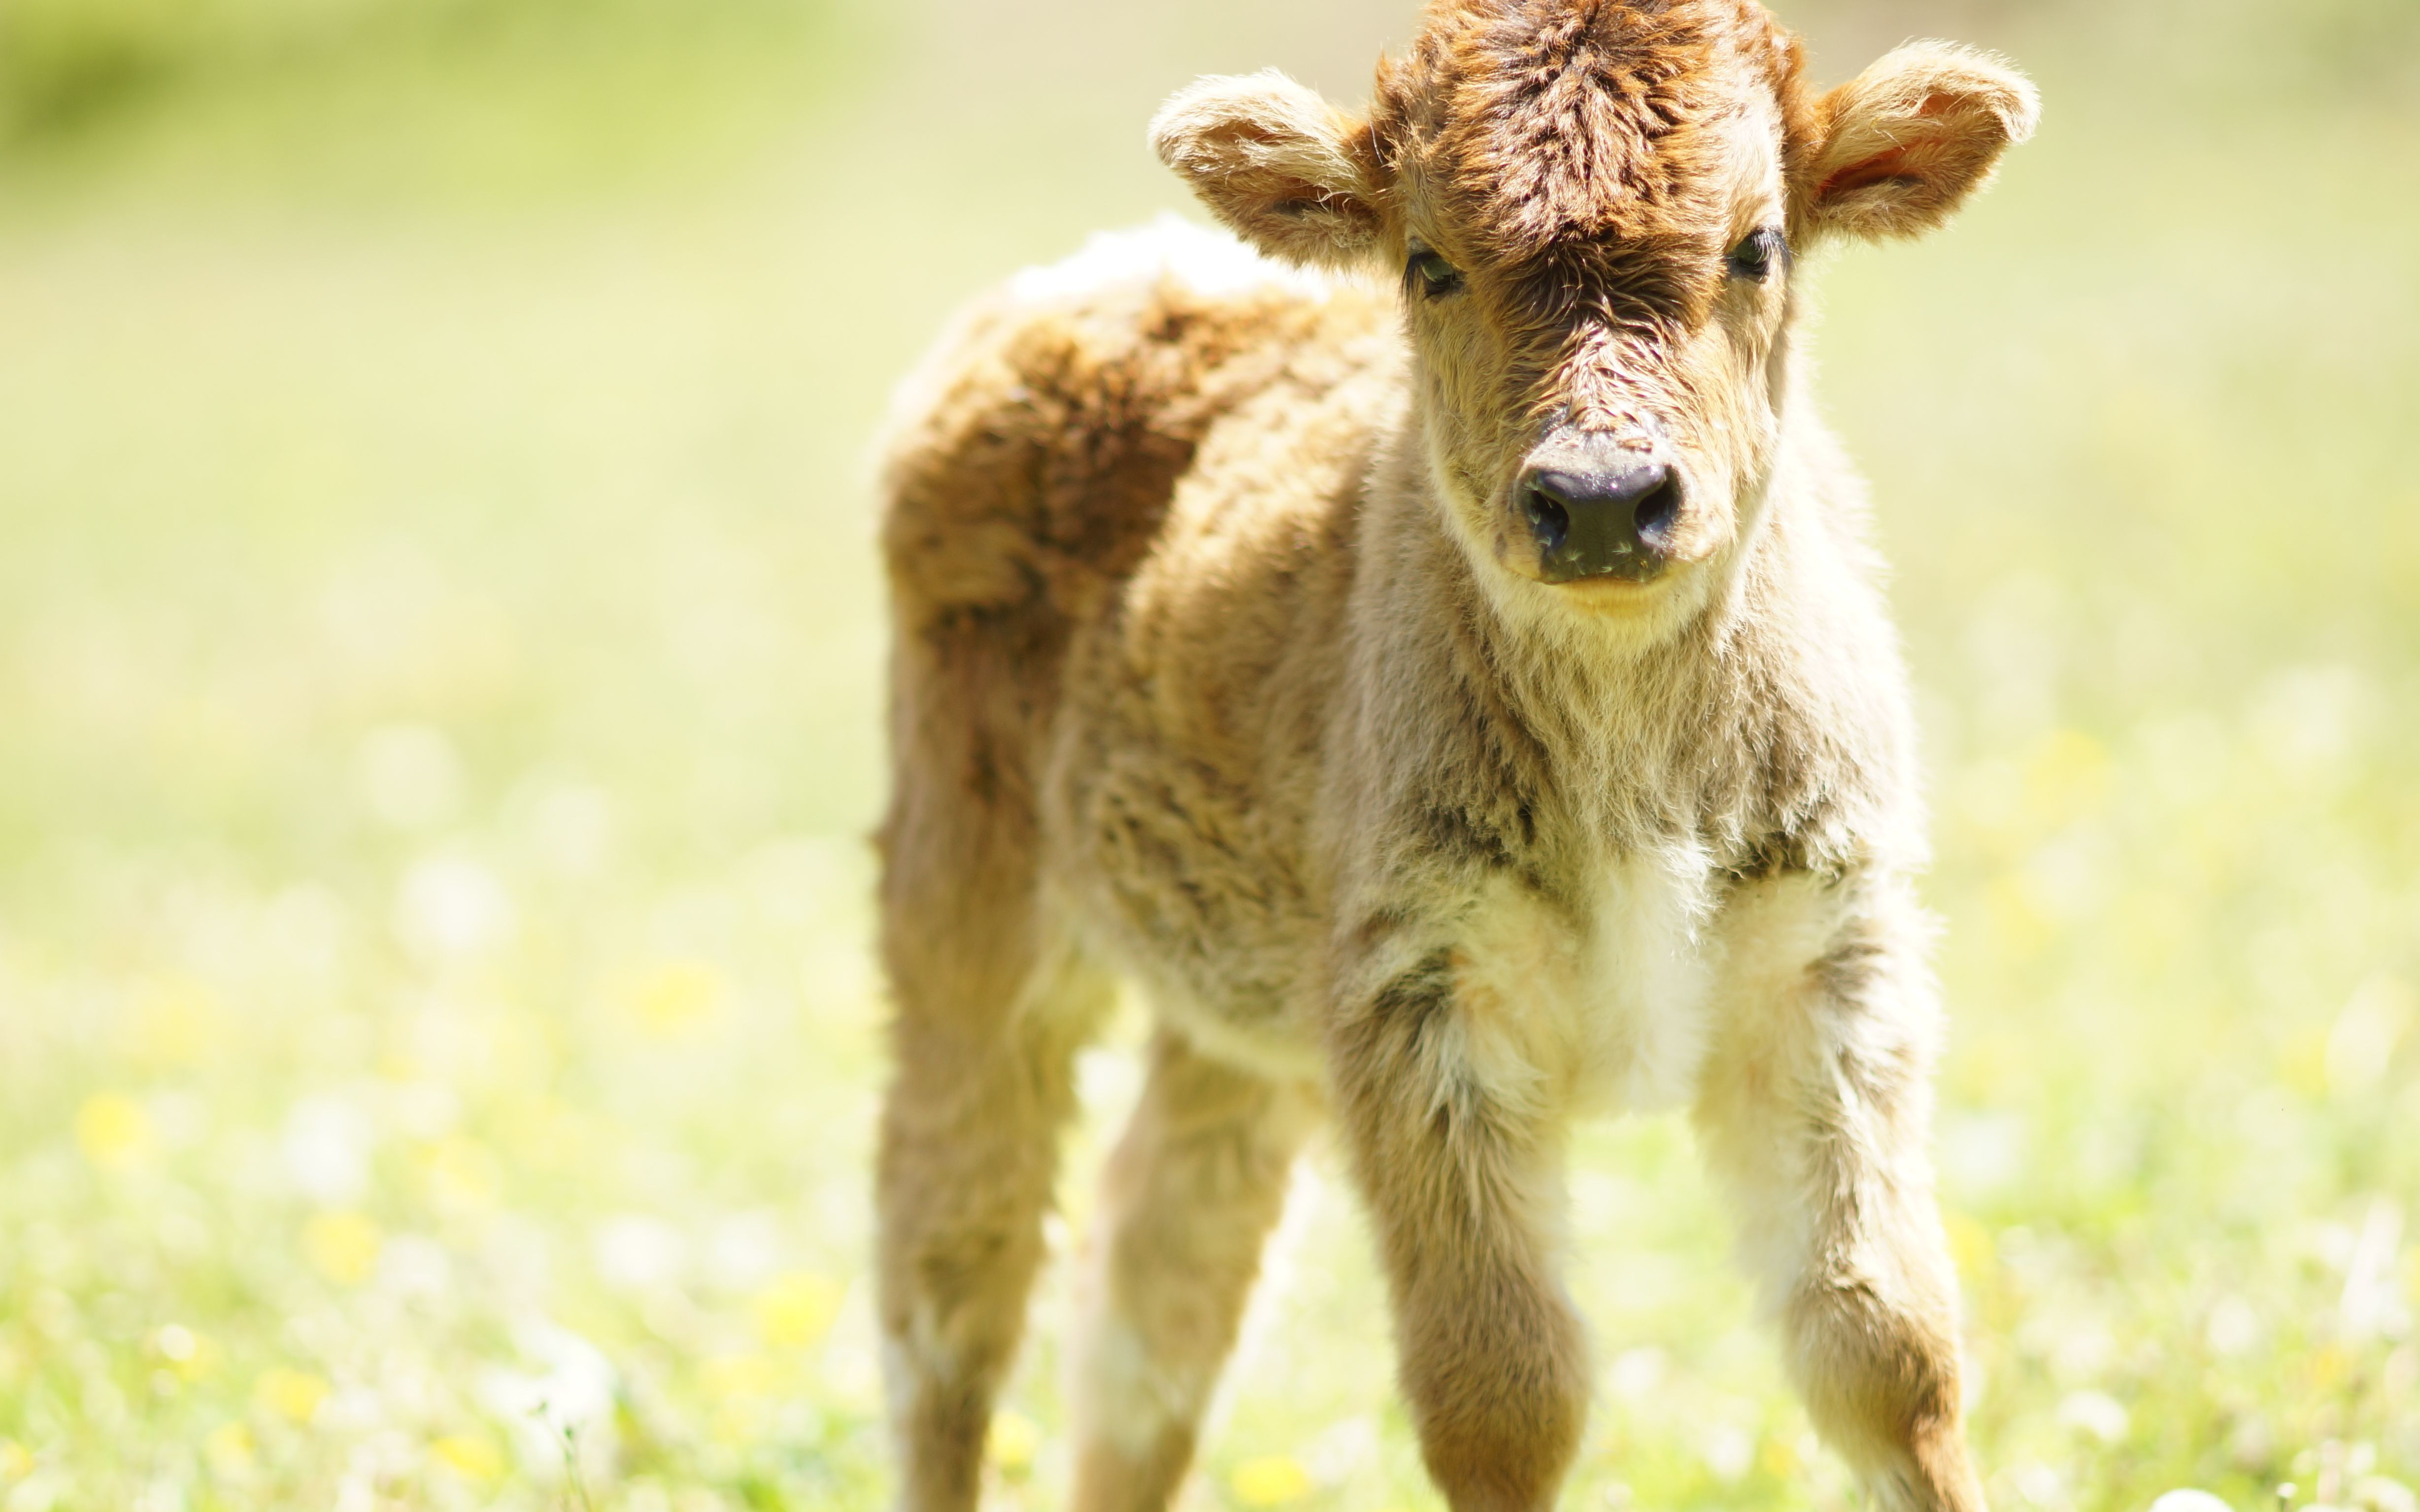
[1520,457,1681,584]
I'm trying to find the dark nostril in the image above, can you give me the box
[1631,474,1681,549]
[1524,488,1570,552]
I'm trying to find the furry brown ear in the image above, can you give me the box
[1149,70,1383,270]
[1798,42,2039,243]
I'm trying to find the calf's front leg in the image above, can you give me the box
[1694,878,1986,1512]
[1330,952,1587,1512]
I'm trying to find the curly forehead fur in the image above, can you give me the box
[1374,0,1810,257]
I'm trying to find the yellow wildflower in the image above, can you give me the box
[988,1410,1039,1474]
[130,977,220,1068]
[204,1422,254,1478]
[255,1368,331,1424]
[698,1354,781,1401]
[1231,1454,1313,1506]
[1941,1209,1997,1290]
[1759,1435,1802,1478]
[2278,1031,2332,1100]
[751,1271,841,1350]
[431,1434,506,1485]
[630,962,729,1040]
[303,1211,383,1286]
[699,1356,780,1446]
[74,1093,152,1169]
[2307,1345,2350,1390]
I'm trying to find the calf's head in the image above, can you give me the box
[1153,0,2035,624]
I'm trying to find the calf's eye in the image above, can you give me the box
[1406,248,1464,299]
[1726,227,1787,283]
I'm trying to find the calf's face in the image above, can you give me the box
[1154,0,2035,627]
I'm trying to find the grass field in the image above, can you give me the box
[1,0,2418,1509]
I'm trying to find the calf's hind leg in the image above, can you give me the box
[875,616,1107,1512]
[877,948,1102,1512]
[1069,1030,1318,1512]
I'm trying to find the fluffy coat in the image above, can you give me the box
[873,3,2037,1509]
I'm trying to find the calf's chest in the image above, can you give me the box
[1444,852,1764,1119]
[1445,854,1858,1122]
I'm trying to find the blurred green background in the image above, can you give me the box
[1,0,2417,1509]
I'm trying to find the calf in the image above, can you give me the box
[873,3,2036,1510]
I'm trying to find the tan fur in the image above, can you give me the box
[873,4,2035,1509]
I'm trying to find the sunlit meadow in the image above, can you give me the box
[0,0,2417,1509]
